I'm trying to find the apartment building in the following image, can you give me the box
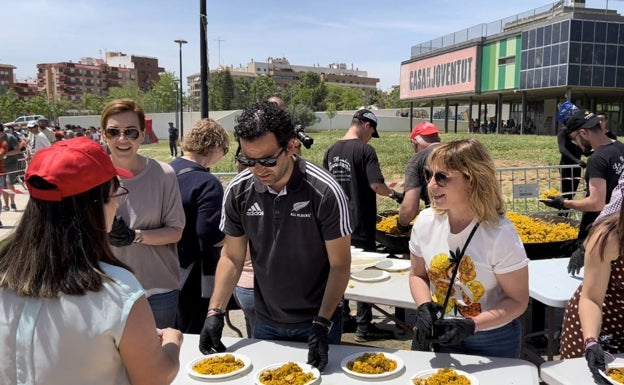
[187,57,379,107]
[106,52,165,90]
[0,64,16,90]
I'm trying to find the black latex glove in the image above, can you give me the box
[585,343,610,384]
[434,318,476,346]
[567,247,585,276]
[108,216,136,247]
[411,325,435,351]
[307,322,329,372]
[415,302,443,338]
[390,190,404,204]
[541,195,566,210]
[396,217,412,234]
[199,314,227,354]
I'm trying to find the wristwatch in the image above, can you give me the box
[134,229,144,244]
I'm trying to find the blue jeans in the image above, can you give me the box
[233,286,256,338]
[148,290,179,329]
[436,317,523,358]
[254,310,343,345]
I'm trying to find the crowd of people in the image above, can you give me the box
[0,97,623,384]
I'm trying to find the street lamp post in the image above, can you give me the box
[174,39,187,156]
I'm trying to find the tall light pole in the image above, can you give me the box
[174,39,187,155]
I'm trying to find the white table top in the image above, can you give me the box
[173,334,540,384]
[344,263,416,310]
[540,355,624,384]
[528,258,583,308]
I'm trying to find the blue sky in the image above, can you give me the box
[3,0,623,91]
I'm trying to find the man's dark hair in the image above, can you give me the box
[234,100,295,148]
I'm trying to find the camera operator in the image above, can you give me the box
[268,96,314,154]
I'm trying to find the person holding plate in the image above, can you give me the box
[408,138,529,358]
[0,138,183,384]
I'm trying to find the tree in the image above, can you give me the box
[232,77,252,109]
[107,83,144,106]
[386,86,410,109]
[143,72,178,113]
[250,75,277,103]
[287,103,316,128]
[80,93,106,115]
[340,87,363,110]
[326,102,337,131]
[291,72,327,111]
[23,95,54,119]
[0,89,25,123]
[209,70,235,111]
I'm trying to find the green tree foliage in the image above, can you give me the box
[340,87,364,110]
[387,86,410,108]
[287,103,317,128]
[107,83,144,106]
[80,93,106,115]
[326,102,337,130]
[143,72,178,113]
[0,89,26,123]
[291,72,327,111]
[232,77,252,109]
[250,75,278,103]
[23,95,53,118]
[209,70,235,111]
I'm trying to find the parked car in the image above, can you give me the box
[3,115,45,129]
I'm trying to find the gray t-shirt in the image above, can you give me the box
[111,158,186,295]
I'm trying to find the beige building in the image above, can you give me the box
[187,57,379,107]
[105,52,164,90]
[0,64,16,90]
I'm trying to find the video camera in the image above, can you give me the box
[295,124,314,149]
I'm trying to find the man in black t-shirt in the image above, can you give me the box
[168,122,179,158]
[397,121,441,232]
[323,109,402,342]
[542,109,624,273]
[200,101,351,372]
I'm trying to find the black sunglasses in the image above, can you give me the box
[236,147,285,168]
[104,127,141,141]
[424,169,454,187]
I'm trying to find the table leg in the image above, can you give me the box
[370,304,413,333]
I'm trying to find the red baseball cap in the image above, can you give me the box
[26,137,132,201]
[410,121,440,140]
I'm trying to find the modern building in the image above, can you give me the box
[12,81,39,100]
[187,57,379,107]
[400,0,624,135]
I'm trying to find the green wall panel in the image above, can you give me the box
[481,36,520,92]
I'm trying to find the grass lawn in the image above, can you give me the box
[139,132,578,213]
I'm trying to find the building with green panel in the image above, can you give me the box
[400,1,624,136]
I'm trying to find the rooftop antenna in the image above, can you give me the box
[215,36,225,67]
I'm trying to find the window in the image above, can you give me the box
[498,56,516,65]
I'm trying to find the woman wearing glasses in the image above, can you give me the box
[102,99,185,329]
[170,119,230,333]
[0,138,183,385]
[408,138,529,358]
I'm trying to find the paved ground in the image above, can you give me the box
[0,189,30,242]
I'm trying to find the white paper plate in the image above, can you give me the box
[254,362,320,385]
[411,368,479,385]
[340,352,404,379]
[187,352,252,380]
[350,269,390,282]
[601,364,624,385]
[375,258,411,272]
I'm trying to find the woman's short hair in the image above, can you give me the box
[427,138,505,225]
[182,118,230,156]
[100,99,146,131]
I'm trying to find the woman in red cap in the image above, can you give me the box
[0,137,183,384]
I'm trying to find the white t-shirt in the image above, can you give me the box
[409,208,528,329]
[0,263,144,385]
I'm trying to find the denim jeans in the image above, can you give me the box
[436,317,523,358]
[233,286,256,338]
[148,290,179,329]
[254,309,343,345]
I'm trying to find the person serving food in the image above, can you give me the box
[198,101,352,372]
[408,138,529,358]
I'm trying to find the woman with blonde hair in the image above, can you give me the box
[409,138,529,358]
[170,118,230,333]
